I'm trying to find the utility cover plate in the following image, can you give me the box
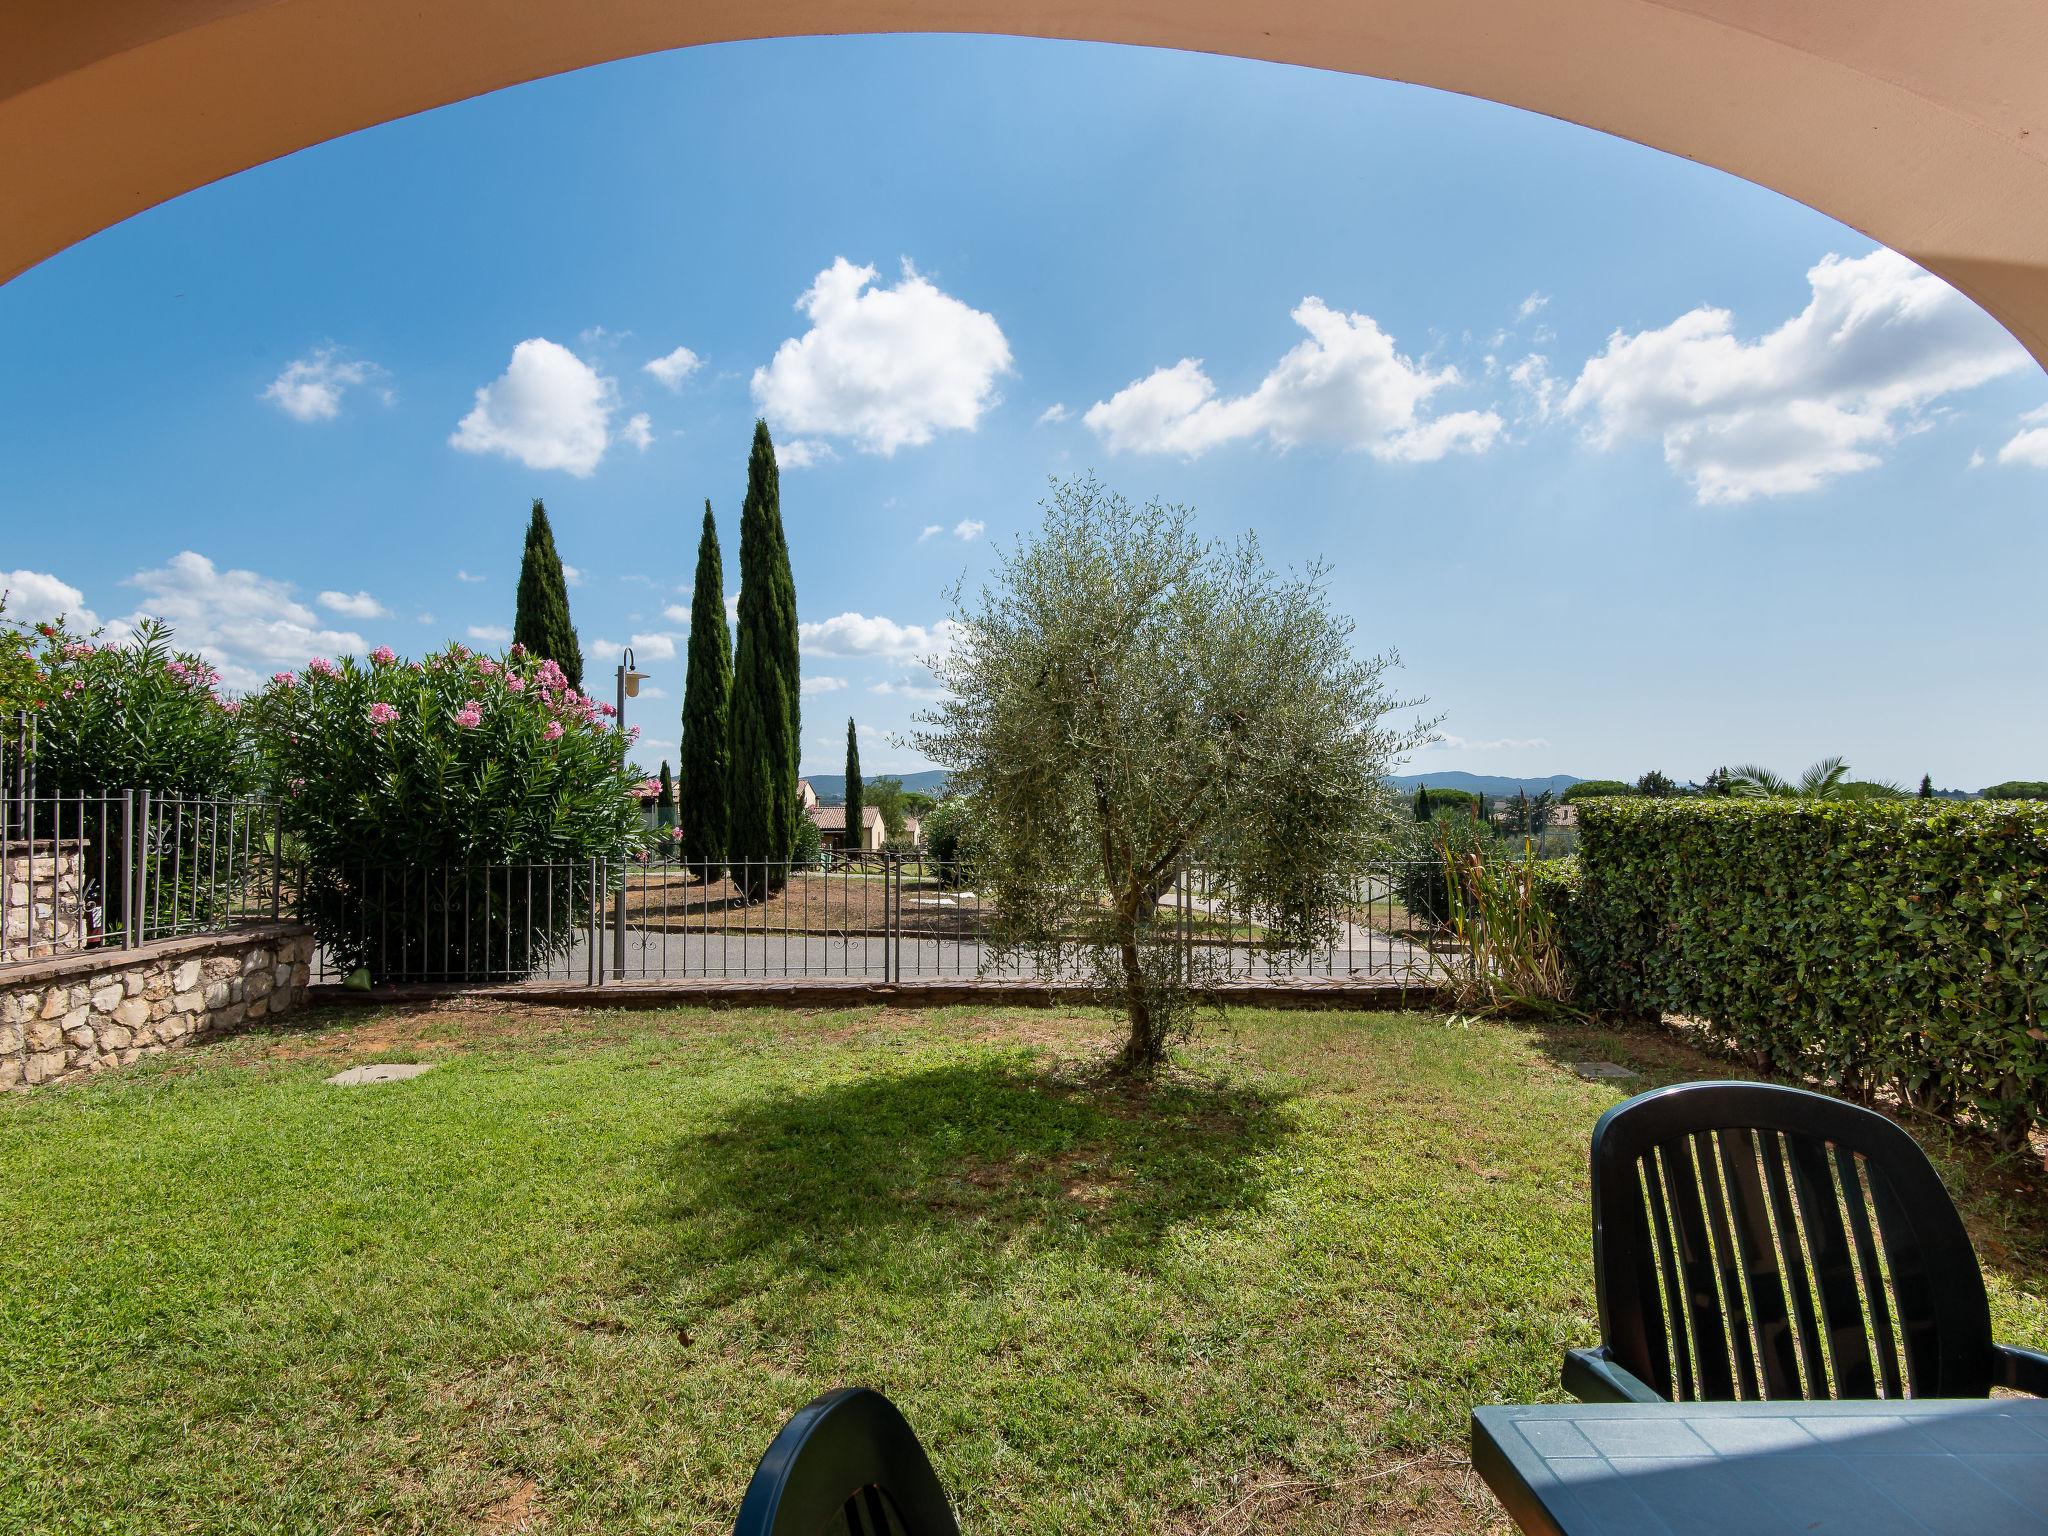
[1571,1060,1641,1082]
[326,1062,434,1086]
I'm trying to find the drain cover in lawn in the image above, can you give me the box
[1571,1060,1641,1081]
[325,1063,435,1087]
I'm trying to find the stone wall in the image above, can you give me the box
[1,838,91,963]
[0,922,313,1089]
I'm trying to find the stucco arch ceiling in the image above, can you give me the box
[4,0,2046,368]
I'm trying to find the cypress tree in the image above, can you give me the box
[727,422,801,896]
[1919,773,1935,799]
[843,717,864,855]
[679,500,732,879]
[657,760,674,828]
[1412,784,1430,822]
[513,498,584,687]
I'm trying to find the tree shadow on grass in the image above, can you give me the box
[634,1057,1295,1305]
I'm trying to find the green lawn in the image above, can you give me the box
[5,1003,2048,1535]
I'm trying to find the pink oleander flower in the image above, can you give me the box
[408,660,425,672]
[367,702,401,726]
[509,642,527,656]
[62,679,84,697]
[219,698,242,715]
[504,674,525,692]
[272,670,297,688]
[369,645,397,666]
[542,720,564,741]
[165,659,192,682]
[288,777,306,794]
[626,725,641,743]
[453,702,483,729]
[308,657,338,677]
[536,659,567,691]
[62,641,96,659]
[597,701,618,718]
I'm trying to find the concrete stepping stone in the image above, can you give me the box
[1571,1060,1640,1082]
[325,1062,434,1086]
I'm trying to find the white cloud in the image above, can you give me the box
[115,552,364,691]
[801,675,850,695]
[627,631,677,661]
[1517,292,1551,321]
[560,563,584,587]
[1563,249,2030,503]
[621,413,654,452]
[643,345,703,390]
[799,612,960,659]
[870,678,947,702]
[1037,402,1071,425]
[634,684,669,700]
[1084,298,1503,462]
[1425,733,1553,752]
[467,624,512,643]
[456,569,487,584]
[953,518,985,541]
[916,524,943,544]
[449,338,622,476]
[1997,403,2048,468]
[1508,354,1556,422]
[318,589,388,619]
[264,347,389,423]
[776,438,837,470]
[661,602,690,624]
[1969,448,1988,469]
[752,257,1012,455]
[416,612,436,625]
[1,570,97,629]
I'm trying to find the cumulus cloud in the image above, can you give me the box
[1,569,98,629]
[1997,403,2048,468]
[916,525,943,544]
[752,257,1012,455]
[1084,298,1502,462]
[798,612,960,659]
[621,413,654,452]
[626,632,677,661]
[953,519,985,541]
[450,338,623,476]
[115,553,365,691]
[560,563,584,587]
[643,345,703,390]
[869,678,947,702]
[1562,249,2030,503]
[318,589,388,619]
[801,675,849,695]
[776,438,837,470]
[1037,402,1071,425]
[1517,292,1551,321]
[1508,354,1556,422]
[467,624,512,643]
[264,347,390,422]
[457,569,487,584]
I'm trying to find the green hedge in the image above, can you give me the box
[1571,798,2048,1143]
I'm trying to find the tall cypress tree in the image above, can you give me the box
[1919,773,1935,800]
[727,422,801,896]
[657,760,675,828]
[1412,784,1430,822]
[513,499,584,687]
[679,500,732,879]
[843,717,864,855]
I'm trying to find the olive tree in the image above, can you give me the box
[915,475,1429,1073]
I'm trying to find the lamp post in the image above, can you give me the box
[612,647,649,978]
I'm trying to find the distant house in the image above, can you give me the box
[797,778,819,811]
[806,803,887,852]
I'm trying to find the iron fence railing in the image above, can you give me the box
[301,854,1469,986]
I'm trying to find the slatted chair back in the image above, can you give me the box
[1589,1081,1995,1401]
[732,1388,961,1536]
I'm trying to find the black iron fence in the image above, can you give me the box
[302,854,1464,986]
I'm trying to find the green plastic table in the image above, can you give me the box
[1472,1399,2048,1535]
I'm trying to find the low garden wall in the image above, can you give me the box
[2,836,91,962]
[1563,798,2048,1145]
[0,922,313,1089]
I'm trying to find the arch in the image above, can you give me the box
[5,1,2048,367]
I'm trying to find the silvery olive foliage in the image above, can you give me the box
[917,475,1431,1071]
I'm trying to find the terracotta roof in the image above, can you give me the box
[805,805,881,832]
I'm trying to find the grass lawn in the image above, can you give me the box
[6,1004,2048,1534]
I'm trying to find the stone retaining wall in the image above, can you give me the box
[2,838,90,963]
[0,922,313,1088]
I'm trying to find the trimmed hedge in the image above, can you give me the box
[1572,798,2048,1143]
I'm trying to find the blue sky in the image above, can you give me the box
[2,35,2044,787]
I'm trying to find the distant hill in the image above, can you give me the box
[1387,771,1584,798]
[804,769,950,804]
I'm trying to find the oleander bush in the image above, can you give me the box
[1571,797,2048,1145]
[248,643,645,981]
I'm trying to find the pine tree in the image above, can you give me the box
[727,422,801,896]
[513,499,583,687]
[1919,773,1935,799]
[679,500,732,879]
[657,760,675,828]
[843,717,865,855]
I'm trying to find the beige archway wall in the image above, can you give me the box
[6,1,2048,365]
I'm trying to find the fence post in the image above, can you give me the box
[269,798,283,919]
[120,790,136,950]
[891,855,903,984]
[586,858,599,986]
[612,861,627,980]
[132,788,151,946]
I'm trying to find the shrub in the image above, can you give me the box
[920,798,978,886]
[1440,847,1581,1016]
[1412,786,1476,817]
[1572,797,2048,1146]
[1396,811,1496,927]
[248,643,645,980]
[1560,779,1634,804]
[24,619,250,793]
[791,814,823,869]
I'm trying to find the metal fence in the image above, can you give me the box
[302,854,1463,986]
